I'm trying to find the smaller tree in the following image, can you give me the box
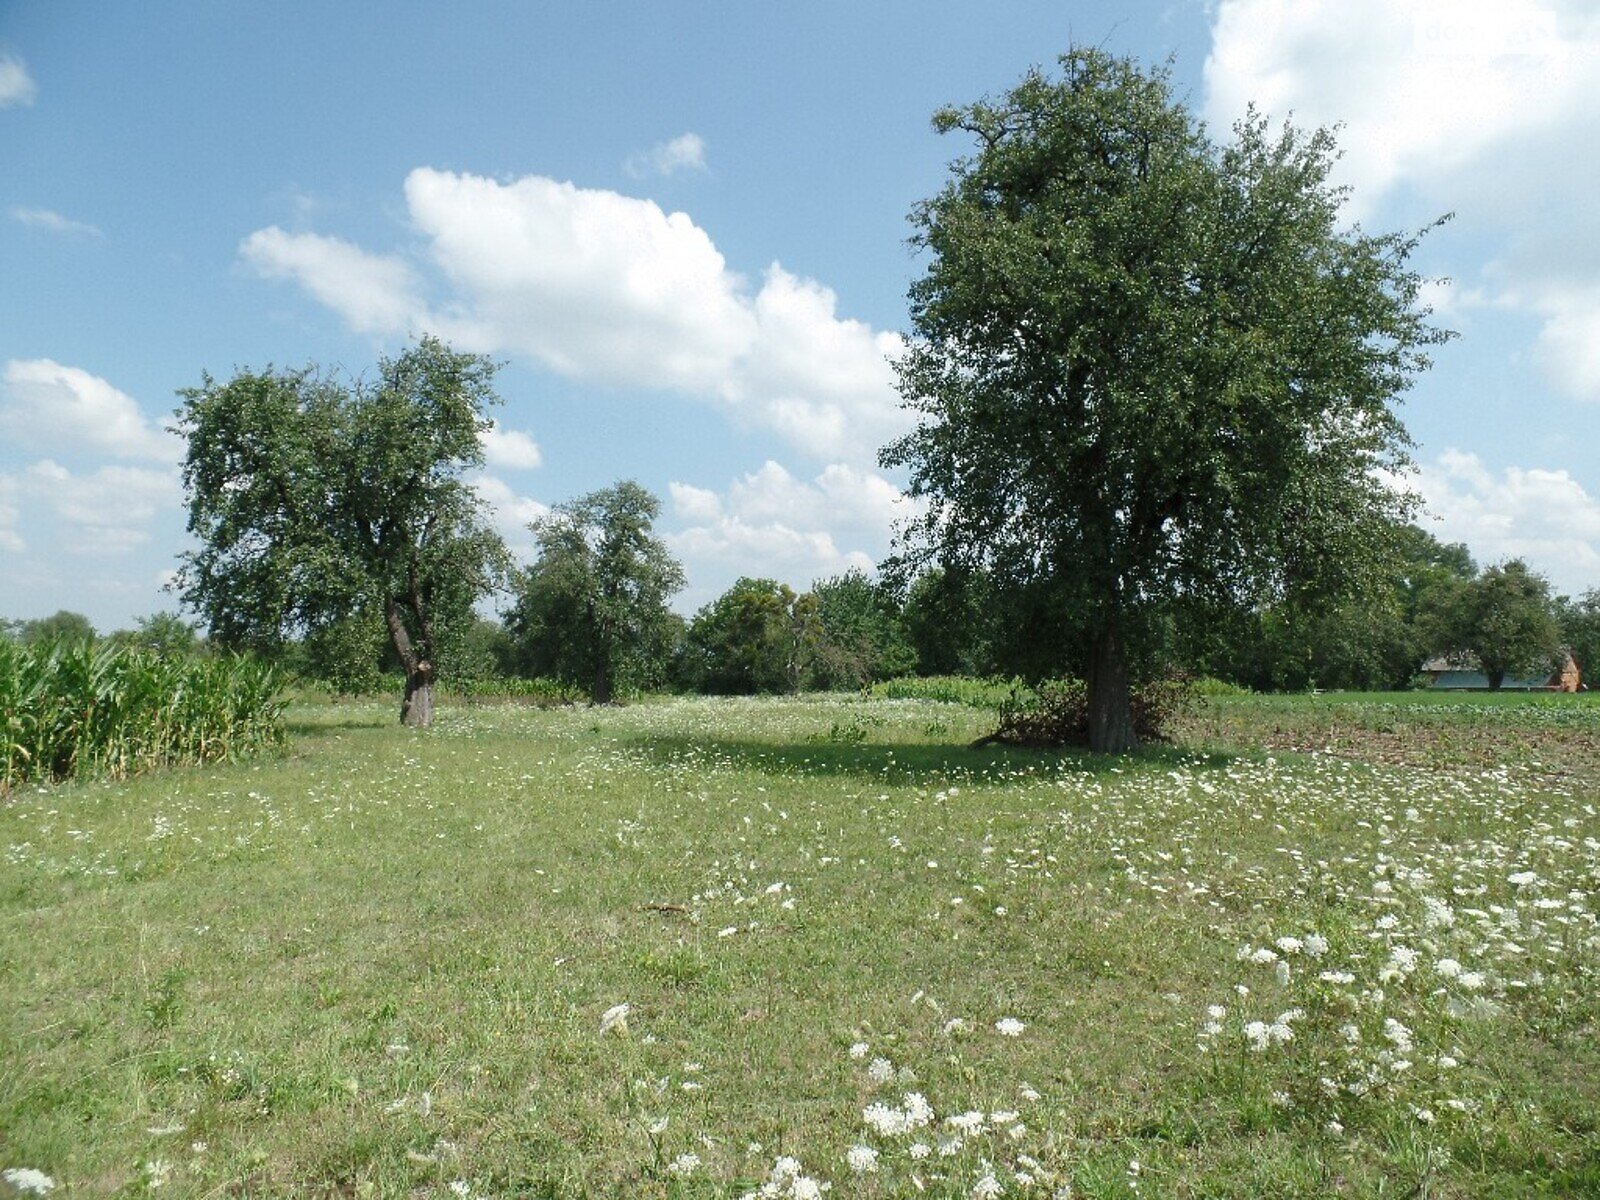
[506,481,684,703]
[1426,559,1561,689]
[806,570,917,689]
[18,610,97,646]
[679,578,811,695]
[125,611,199,657]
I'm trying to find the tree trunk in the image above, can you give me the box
[592,658,613,706]
[384,599,435,727]
[402,661,434,726]
[1486,669,1504,691]
[1087,622,1138,754]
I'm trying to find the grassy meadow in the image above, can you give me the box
[3,690,1598,1197]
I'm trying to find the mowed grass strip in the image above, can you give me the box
[2,694,1597,1198]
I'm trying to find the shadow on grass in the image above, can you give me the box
[282,714,393,738]
[624,733,1240,783]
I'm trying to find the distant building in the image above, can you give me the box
[1420,651,1581,692]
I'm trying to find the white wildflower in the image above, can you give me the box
[2,1169,56,1196]
[599,1003,631,1035]
[668,1152,700,1177]
[846,1145,879,1173]
[903,1091,936,1127]
[864,1101,910,1137]
[995,1017,1025,1037]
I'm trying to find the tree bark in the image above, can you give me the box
[592,659,613,706]
[402,661,434,726]
[384,599,435,727]
[1087,621,1139,753]
[1486,669,1504,691]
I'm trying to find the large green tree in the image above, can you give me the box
[175,336,510,726]
[882,49,1448,749]
[506,481,684,703]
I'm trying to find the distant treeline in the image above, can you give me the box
[9,522,1593,713]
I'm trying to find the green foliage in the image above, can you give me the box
[805,569,916,689]
[440,675,578,705]
[883,48,1448,748]
[0,638,285,789]
[122,611,200,658]
[678,578,811,694]
[505,481,684,703]
[1423,559,1562,688]
[11,610,97,646]
[439,617,520,684]
[870,674,1019,708]
[1557,588,1600,684]
[288,610,394,695]
[899,568,996,677]
[174,336,511,725]
[981,677,1195,748]
[1178,523,1477,692]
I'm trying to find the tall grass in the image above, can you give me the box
[0,639,286,789]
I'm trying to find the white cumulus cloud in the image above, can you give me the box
[239,226,428,337]
[0,53,36,108]
[1204,0,1600,401]
[16,459,181,555]
[625,132,708,178]
[0,475,23,552]
[1414,449,1600,594]
[480,420,542,470]
[2,359,181,463]
[470,472,549,560]
[241,169,907,462]
[10,206,103,238]
[665,459,920,605]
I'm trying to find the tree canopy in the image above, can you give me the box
[506,481,684,703]
[174,336,510,725]
[1424,558,1562,689]
[882,48,1450,749]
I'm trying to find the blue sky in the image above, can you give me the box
[3,0,1597,631]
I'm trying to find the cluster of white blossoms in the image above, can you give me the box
[1,1168,56,1196]
[740,1155,830,1200]
[862,1091,937,1137]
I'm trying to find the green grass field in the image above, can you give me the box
[3,692,1597,1197]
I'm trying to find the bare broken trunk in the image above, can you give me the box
[1086,621,1138,754]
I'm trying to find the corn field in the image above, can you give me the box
[1,640,286,790]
